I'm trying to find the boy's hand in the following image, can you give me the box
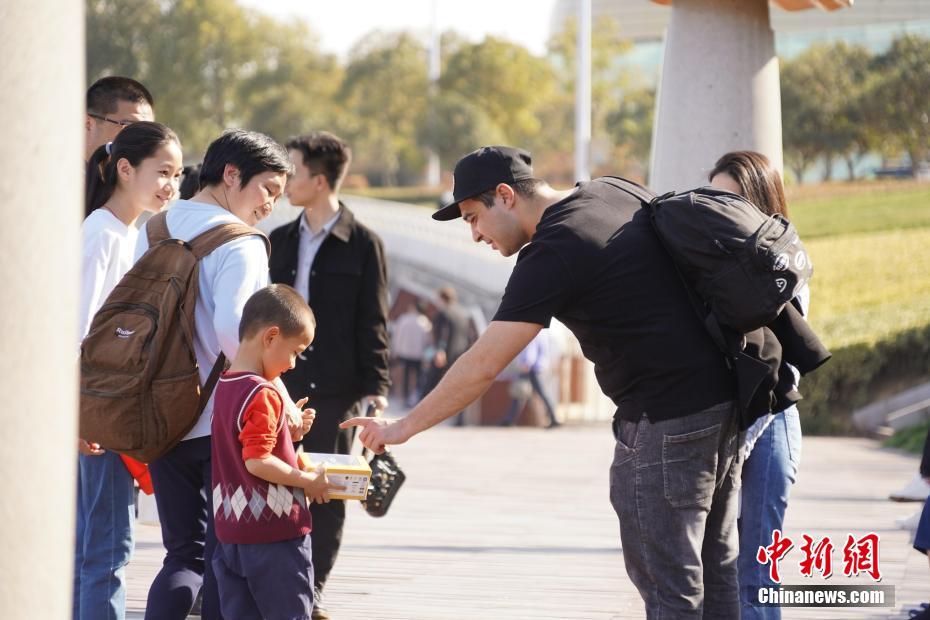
[78,438,105,456]
[303,465,345,504]
[288,397,315,442]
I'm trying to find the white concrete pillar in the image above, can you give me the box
[650,0,783,191]
[0,1,83,618]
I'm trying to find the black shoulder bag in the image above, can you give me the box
[359,403,406,517]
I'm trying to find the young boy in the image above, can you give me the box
[211,284,342,619]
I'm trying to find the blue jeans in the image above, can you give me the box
[73,451,136,620]
[738,407,802,620]
[610,402,742,619]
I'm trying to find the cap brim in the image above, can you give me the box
[432,200,463,221]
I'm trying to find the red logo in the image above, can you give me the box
[842,533,881,581]
[799,535,834,578]
[757,529,794,583]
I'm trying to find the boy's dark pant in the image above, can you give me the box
[145,436,222,620]
[212,535,314,620]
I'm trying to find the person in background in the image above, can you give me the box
[498,329,560,428]
[179,163,202,200]
[85,76,154,162]
[391,299,433,407]
[269,131,390,619]
[424,285,474,425]
[78,121,183,620]
[908,427,930,619]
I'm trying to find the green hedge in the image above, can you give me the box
[799,323,930,435]
[884,420,930,454]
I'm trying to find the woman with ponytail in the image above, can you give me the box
[76,120,182,620]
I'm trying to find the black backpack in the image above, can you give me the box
[599,177,813,334]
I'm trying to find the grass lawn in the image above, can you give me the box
[806,226,930,348]
[790,182,930,239]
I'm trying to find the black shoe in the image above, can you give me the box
[545,420,562,429]
[312,587,331,620]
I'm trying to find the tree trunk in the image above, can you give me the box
[822,154,833,182]
[845,156,857,182]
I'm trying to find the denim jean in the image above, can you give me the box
[610,401,742,619]
[738,407,802,620]
[73,451,136,620]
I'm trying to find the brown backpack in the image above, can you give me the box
[79,211,270,462]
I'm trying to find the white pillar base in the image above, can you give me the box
[650,0,784,191]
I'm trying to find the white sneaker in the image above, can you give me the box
[889,474,930,502]
[895,509,922,531]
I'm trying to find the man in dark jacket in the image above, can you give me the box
[269,132,390,619]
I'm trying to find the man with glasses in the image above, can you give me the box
[85,76,154,161]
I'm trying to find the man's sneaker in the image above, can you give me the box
[889,474,930,502]
[312,587,331,620]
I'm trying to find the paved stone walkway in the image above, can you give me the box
[126,427,927,619]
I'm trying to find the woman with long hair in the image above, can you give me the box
[709,150,806,620]
[77,121,183,620]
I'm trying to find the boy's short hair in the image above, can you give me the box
[86,76,154,114]
[239,285,316,341]
[286,131,352,192]
[199,129,292,191]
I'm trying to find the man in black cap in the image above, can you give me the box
[343,146,740,618]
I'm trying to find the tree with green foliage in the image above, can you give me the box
[863,34,930,175]
[440,36,557,157]
[339,31,429,186]
[546,17,635,178]
[605,87,655,181]
[417,91,505,168]
[236,18,342,144]
[780,51,829,184]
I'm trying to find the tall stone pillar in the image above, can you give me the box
[650,0,783,191]
[0,1,83,618]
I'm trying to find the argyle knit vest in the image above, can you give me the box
[211,372,311,544]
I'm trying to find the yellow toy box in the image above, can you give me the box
[297,452,371,501]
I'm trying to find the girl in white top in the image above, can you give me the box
[76,121,183,620]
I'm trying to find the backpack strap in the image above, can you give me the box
[188,222,271,260]
[197,352,229,416]
[598,176,734,359]
[597,176,659,206]
[147,215,269,414]
[146,211,171,246]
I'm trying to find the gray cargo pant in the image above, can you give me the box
[610,401,742,619]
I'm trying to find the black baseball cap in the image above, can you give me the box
[433,146,534,221]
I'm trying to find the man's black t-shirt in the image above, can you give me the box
[493,179,734,422]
